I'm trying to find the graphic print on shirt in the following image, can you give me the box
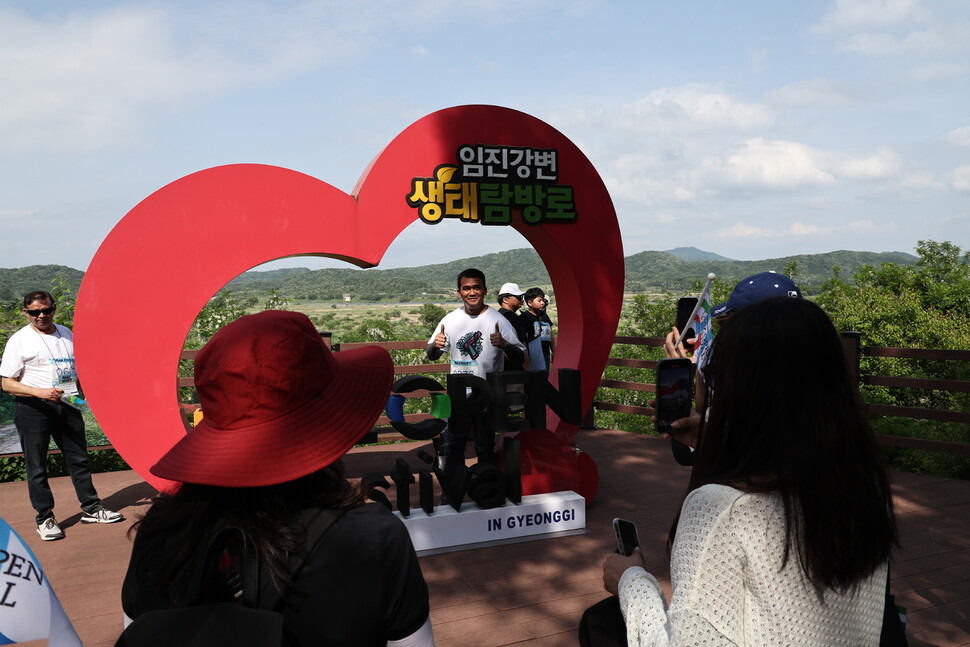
[456,331,484,360]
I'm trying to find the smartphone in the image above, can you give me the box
[676,297,698,351]
[656,358,694,433]
[613,518,640,556]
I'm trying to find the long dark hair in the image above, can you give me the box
[131,461,366,592]
[680,297,895,593]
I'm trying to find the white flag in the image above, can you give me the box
[0,516,82,646]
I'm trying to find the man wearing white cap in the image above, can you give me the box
[496,282,532,372]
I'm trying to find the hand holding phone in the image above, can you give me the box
[613,517,640,556]
[656,358,695,434]
[676,297,698,351]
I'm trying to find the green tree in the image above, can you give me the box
[816,240,970,477]
[262,289,290,311]
[191,290,246,345]
[417,303,447,331]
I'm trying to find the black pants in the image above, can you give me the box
[15,397,100,523]
[441,410,497,467]
[578,596,627,647]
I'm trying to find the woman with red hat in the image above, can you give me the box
[119,311,433,646]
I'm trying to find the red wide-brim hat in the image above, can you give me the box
[151,310,393,487]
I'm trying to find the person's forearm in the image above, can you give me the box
[1,376,45,398]
[426,344,443,361]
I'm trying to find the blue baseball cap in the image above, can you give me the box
[711,271,802,318]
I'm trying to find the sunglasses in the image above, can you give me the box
[25,306,55,316]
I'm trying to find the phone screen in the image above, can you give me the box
[656,359,694,433]
[613,518,639,556]
[676,297,698,350]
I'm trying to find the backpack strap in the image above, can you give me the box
[206,526,260,608]
[259,506,347,611]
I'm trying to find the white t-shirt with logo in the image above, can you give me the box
[428,306,525,379]
[0,324,78,391]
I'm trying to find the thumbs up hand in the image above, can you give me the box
[490,322,507,348]
[434,324,447,349]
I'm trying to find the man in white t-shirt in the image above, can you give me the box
[0,291,123,540]
[426,269,525,467]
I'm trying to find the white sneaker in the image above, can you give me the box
[37,517,65,541]
[80,506,124,524]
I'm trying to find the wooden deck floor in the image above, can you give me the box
[3,428,969,646]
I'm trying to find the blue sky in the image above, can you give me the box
[1,0,968,274]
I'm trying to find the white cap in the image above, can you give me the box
[499,282,525,296]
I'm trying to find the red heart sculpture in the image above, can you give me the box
[74,105,624,493]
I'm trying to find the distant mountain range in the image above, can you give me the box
[0,247,919,303]
[663,247,734,263]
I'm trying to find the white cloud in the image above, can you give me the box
[900,173,947,190]
[813,0,970,61]
[715,218,878,241]
[946,126,970,148]
[409,45,432,59]
[835,148,901,179]
[813,0,927,34]
[0,208,36,219]
[750,49,768,73]
[953,165,970,192]
[715,222,775,239]
[616,84,773,134]
[764,79,857,108]
[0,4,386,153]
[908,60,969,80]
[790,219,875,236]
[702,139,901,191]
[705,138,836,189]
[606,172,695,206]
[789,221,832,236]
[839,28,967,56]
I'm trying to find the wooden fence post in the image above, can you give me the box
[841,330,862,389]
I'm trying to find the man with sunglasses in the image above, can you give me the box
[0,291,123,541]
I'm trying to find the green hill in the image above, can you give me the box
[663,247,734,262]
[0,248,919,304]
[0,265,84,302]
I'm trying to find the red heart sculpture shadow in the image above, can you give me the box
[74,105,624,494]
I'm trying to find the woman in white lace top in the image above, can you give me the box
[585,297,897,646]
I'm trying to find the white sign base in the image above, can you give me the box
[393,490,586,555]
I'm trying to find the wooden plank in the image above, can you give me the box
[875,434,970,456]
[338,340,429,351]
[866,403,970,424]
[864,347,970,361]
[864,375,970,392]
[612,336,665,347]
[598,379,656,393]
[593,401,655,416]
[605,358,657,369]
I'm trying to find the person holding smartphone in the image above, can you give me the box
[582,298,897,646]
[661,272,802,464]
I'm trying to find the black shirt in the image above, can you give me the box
[122,503,430,646]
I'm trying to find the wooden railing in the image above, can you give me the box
[590,333,970,456]
[5,332,963,458]
[177,332,968,455]
[841,333,970,455]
